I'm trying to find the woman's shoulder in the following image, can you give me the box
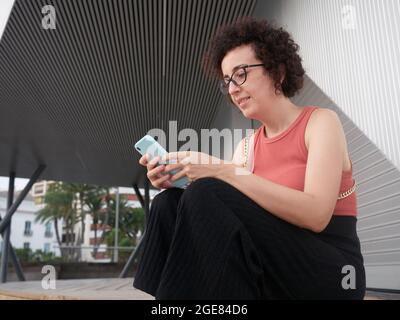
[307,107,342,130]
[305,107,344,149]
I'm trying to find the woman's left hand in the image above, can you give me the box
[160,151,230,183]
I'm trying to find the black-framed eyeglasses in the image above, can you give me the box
[219,64,265,95]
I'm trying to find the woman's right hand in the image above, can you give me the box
[139,154,173,189]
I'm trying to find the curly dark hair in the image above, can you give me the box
[203,17,305,98]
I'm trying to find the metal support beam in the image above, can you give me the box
[0,219,25,282]
[120,179,150,278]
[114,187,119,263]
[132,184,145,209]
[0,165,45,282]
[3,237,26,281]
[0,172,26,282]
[0,165,46,234]
[0,173,15,283]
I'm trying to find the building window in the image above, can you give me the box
[24,221,33,236]
[23,242,30,250]
[44,222,53,237]
[44,243,51,253]
[33,184,44,194]
[62,233,75,243]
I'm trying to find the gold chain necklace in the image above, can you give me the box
[337,181,357,200]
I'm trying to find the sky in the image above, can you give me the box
[0,0,15,41]
[0,176,29,191]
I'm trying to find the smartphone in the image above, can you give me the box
[134,135,190,189]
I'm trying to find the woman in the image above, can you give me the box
[133,17,366,300]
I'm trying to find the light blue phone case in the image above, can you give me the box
[134,135,190,189]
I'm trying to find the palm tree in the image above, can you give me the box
[83,186,110,257]
[103,204,145,262]
[35,183,75,259]
[62,183,92,245]
[106,196,145,246]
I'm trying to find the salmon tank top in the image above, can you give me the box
[252,106,357,216]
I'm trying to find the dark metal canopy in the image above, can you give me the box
[0,0,255,188]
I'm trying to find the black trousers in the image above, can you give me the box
[133,177,366,300]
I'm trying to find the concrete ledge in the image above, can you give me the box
[0,278,154,300]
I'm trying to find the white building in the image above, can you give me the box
[0,191,60,257]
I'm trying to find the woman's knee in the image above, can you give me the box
[182,177,250,209]
[149,188,184,220]
[176,178,220,212]
[180,177,277,226]
[177,177,239,221]
[152,187,184,206]
[183,177,232,200]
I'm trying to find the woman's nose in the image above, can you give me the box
[228,81,240,95]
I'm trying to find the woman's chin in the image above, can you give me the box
[240,107,254,118]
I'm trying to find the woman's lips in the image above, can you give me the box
[237,97,250,107]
